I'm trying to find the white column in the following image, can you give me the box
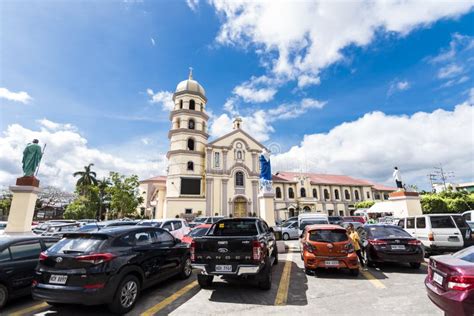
[5,185,40,233]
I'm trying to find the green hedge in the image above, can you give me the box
[421,192,474,214]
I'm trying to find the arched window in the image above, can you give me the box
[366,192,371,199]
[276,187,282,199]
[236,150,243,160]
[288,188,295,199]
[355,190,360,201]
[345,190,350,200]
[324,189,330,200]
[187,161,194,171]
[334,189,340,200]
[179,100,183,109]
[235,171,244,187]
[189,99,195,110]
[300,188,306,198]
[187,138,195,151]
[313,188,318,198]
[188,119,195,129]
[303,206,311,212]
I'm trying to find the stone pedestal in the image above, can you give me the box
[259,192,276,227]
[387,191,423,217]
[5,185,40,233]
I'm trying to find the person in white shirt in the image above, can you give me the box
[393,166,403,189]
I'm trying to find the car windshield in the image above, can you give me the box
[189,227,209,237]
[194,218,206,223]
[281,221,296,228]
[210,220,258,236]
[453,247,474,263]
[48,235,107,254]
[368,226,411,238]
[309,229,348,243]
[300,220,327,230]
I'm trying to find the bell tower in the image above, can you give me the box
[165,69,209,217]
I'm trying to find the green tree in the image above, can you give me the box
[421,194,448,214]
[354,201,375,209]
[73,163,98,189]
[107,172,143,219]
[96,178,111,220]
[63,196,97,219]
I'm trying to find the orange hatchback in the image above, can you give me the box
[301,224,360,276]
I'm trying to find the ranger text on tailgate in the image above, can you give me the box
[191,218,278,290]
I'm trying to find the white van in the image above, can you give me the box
[462,210,474,222]
[297,213,329,237]
[397,214,472,254]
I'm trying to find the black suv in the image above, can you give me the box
[0,234,59,308]
[32,226,192,314]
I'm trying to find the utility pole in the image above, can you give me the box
[427,173,437,192]
[433,164,455,191]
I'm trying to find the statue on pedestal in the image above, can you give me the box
[17,139,44,187]
[392,166,403,190]
[259,148,273,193]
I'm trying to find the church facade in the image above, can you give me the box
[139,73,395,220]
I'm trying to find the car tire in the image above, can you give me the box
[363,250,375,267]
[0,284,8,309]
[179,256,193,279]
[258,261,272,291]
[108,274,140,315]
[283,233,290,240]
[410,262,421,269]
[350,268,360,276]
[197,274,214,288]
[304,266,314,275]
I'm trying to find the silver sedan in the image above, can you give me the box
[280,221,299,240]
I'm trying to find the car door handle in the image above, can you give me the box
[4,268,14,274]
[454,233,460,235]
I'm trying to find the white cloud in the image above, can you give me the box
[147,89,174,111]
[429,33,474,64]
[210,1,474,86]
[0,121,167,190]
[297,74,321,88]
[438,64,463,79]
[388,80,410,96]
[441,76,470,88]
[233,85,277,103]
[272,97,474,188]
[0,87,33,104]
[186,0,199,12]
[150,37,156,46]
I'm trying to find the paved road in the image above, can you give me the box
[2,240,442,316]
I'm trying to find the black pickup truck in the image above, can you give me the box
[191,218,278,290]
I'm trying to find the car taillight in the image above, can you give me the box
[447,275,474,291]
[190,240,196,262]
[303,241,316,253]
[408,239,421,246]
[83,283,105,289]
[39,252,48,261]
[368,239,387,246]
[76,253,115,264]
[428,233,434,241]
[252,240,263,261]
[344,243,354,253]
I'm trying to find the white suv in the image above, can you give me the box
[137,219,190,239]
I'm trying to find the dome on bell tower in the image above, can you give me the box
[174,67,206,99]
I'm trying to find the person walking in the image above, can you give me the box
[347,223,365,269]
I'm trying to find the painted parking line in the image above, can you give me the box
[141,280,198,316]
[9,302,49,316]
[361,269,386,289]
[274,259,292,306]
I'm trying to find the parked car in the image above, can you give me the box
[377,216,400,225]
[342,216,366,224]
[182,224,212,244]
[78,220,137,232]
[0,221,7,230]
[340,221,363,231]
[328,216,344,226]
[32,226,192,314]
[298,214,329,237]
[137,219,190,239]
[359,224,424,268]
[279,220,298,240]
[467,222,474,230]
[0,234,59,308]
[462,210,474,222]
[425,246,474,316]
[397,214,472,255]
[189,216,224,228]
[191,218,277,290]
[41,223,81,237]
[300,224,359,276]
[33,220,78,235]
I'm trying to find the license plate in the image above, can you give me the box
[391,245,405,250]
[448,237,459,242]
[215,265,232,272]
[324,260,339,266]
[49,274,68,285]
[433,272,443,285]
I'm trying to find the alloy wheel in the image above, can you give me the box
[120,280,138,308]
[184,258,192,276]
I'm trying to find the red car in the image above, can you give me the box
[181,224,211,244]
[342,216,366,224]
[425,246,474,316]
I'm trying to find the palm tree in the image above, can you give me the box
[97,177,111,220]
[73,163,98,187]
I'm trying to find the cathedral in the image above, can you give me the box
[139,72,395,221]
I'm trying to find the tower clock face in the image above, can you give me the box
[236,142,242,149]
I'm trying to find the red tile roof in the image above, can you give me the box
[140,175,167,183]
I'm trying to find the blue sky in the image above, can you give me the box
[1,1,473,190]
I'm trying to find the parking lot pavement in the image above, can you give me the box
[2,240,442,316]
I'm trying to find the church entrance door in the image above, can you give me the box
[233,197,247,218]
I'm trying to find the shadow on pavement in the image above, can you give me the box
[370,262,428,275]
[208,260,308,306]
